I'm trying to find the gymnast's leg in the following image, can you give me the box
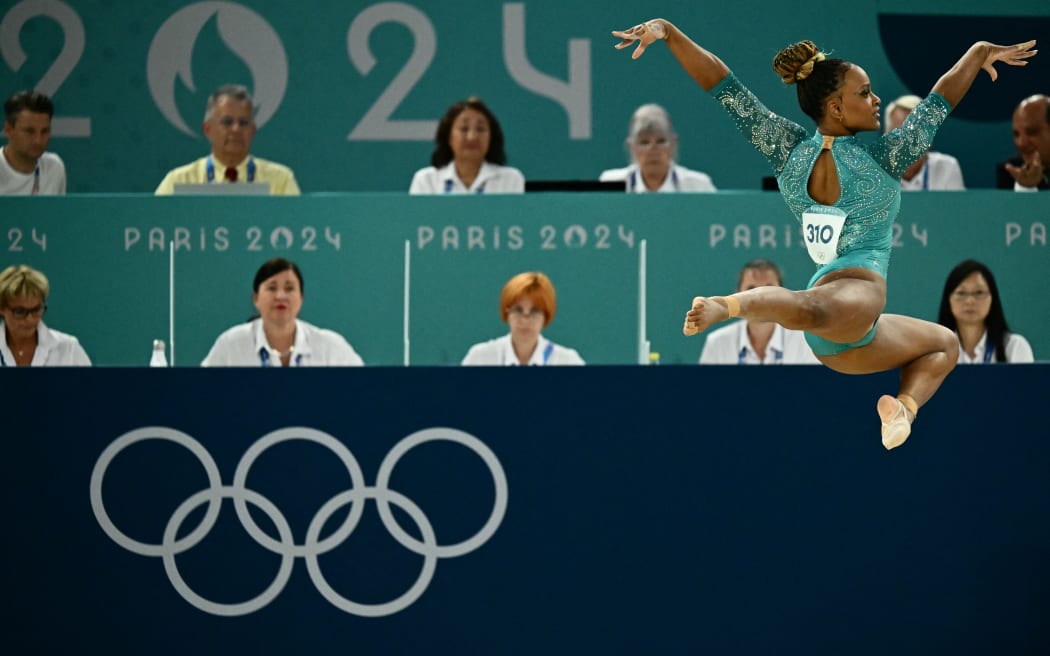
[683,267,886,346]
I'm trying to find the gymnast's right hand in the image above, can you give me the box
[612,20,667,60]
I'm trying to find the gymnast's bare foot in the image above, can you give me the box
[683,296,731,336]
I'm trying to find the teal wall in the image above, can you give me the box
[3,191,1046,366]
[1,1,1048,193]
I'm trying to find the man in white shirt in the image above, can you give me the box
[155,84,300,195]
[884,95,965,191]
[0,91,66,195]
[699,259,819,365]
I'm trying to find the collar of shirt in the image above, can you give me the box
[437,161,498,193]
[251,318,312,364]
[0,320,57,365]
[499,333,550,366]
[209,154,252,180]
[628,162,679,193]
[957,328,990,363]
[735,321,785,364]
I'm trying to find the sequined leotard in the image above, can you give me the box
[709,73,950,354]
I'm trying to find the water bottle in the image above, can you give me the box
[150,339,168,367]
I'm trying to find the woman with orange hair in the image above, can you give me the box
[461,272,584,366]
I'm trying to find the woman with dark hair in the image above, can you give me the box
[202,258,364,366]
[937,259,1033,364]
[612,18,1035,448]
[409,97,525,194]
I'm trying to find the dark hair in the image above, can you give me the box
[936,259,1011,362]
[253,258,303,294]
[772,41,852,123]
[430,97,507,167]
[737,258,783,289]
[4,91,54,124]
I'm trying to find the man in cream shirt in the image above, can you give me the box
[155,84,300,195]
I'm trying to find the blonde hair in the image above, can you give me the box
[499,272,556,327]
[0,264,49,308]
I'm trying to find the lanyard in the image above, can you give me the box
[259,347,302,367]
[206,156,256,183]
[982,336,994,364]
[920,163,929,190]
[31,165,40,195]
[629,168,678,192]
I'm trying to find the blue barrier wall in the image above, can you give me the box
[4,366,1049,654]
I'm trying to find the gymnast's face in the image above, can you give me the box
[833,66,882,134]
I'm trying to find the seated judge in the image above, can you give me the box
[462,272,584,366]
[599,103,716,192]
[155,84,300,195]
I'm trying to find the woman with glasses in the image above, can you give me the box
[600,103,717,193]
[202,258,364,367]
[461,271,584,366]
[937,259,1033,364]
[0,264,90,366]
[612,18,1035,449]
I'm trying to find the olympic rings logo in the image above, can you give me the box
[90,426,508,617]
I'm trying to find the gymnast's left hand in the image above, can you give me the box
[980,40,1037,81]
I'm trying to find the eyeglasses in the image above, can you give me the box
[216,117,253,128]
[950,290,991,301]
[507,306,545,319]
[634,137,671,151]
[5,303,46,318]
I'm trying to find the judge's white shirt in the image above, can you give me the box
[899,151,965,191]
[699,321,819,365]
[202,319,364,366]
[461,334,584,366]
[409,161,525,194]
[599,162,716,192]
[956,330,1034,364]
[0,320,90,366]
[0,148,66,195]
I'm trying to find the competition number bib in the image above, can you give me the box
[802,206,847,265]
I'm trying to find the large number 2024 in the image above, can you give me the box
[1,1,590,142]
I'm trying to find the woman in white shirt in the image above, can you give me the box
[202,258,364,367]
[599,103,716,193]
[462,271,584,366]
[0,264,90,366]
[937,259,1034,364]
[409,97,525,194]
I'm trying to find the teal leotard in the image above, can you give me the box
[709,73,950,354]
